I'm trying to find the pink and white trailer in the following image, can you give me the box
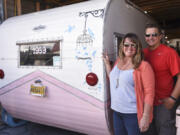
[0,0,153,134]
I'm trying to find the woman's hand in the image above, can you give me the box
[139,114,150,132]
[102,50,110,65]
[102,50,111,77]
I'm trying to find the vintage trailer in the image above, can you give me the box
[0,0,153,134]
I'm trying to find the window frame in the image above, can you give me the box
[17,40,62,69]
[113,32,124,61]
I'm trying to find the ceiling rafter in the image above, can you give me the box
[142,4,180,11]
[19,0,180,39]
[130,0,180,39]
[57,0,87,6]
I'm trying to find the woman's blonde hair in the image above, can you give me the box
[119,33,144,69]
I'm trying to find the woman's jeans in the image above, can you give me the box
[113,111,141,135]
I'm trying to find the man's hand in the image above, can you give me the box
[160,97,176,109]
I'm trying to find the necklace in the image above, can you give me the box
[116,78,119,88]
[116,59,133,88]
[118,60,132,70]
[116,67,120,88]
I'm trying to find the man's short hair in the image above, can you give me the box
[145,23,162,34]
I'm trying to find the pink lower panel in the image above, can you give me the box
[0,71,111,135]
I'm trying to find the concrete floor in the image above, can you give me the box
[0,106,85,135]
[0,120,85,135]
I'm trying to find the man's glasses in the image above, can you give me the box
[145,33,158,37]
[123,43,136,48]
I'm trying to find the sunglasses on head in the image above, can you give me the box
[123,43,136,48]
[145,33,158,37]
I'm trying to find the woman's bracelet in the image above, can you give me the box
[169,96,177,102]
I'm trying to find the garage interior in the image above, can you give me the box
[0,0,180,42]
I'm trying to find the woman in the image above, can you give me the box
[103,33,155,135]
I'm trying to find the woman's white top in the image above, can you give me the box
[109,65,137,113]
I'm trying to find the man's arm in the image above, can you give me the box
[162,73,180,109]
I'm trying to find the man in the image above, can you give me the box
[143,23,180,135]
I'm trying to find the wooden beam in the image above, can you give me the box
[58,0,88,6]
[4,0,7,19]
[36,2,40,11]
[165,27,180,39]
[16,0,21,15]
[46,4,50,9]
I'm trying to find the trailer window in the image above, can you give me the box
[113,33,124,60]
[17,41,61,67]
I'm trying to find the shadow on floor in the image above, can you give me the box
[0,121,85,135]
